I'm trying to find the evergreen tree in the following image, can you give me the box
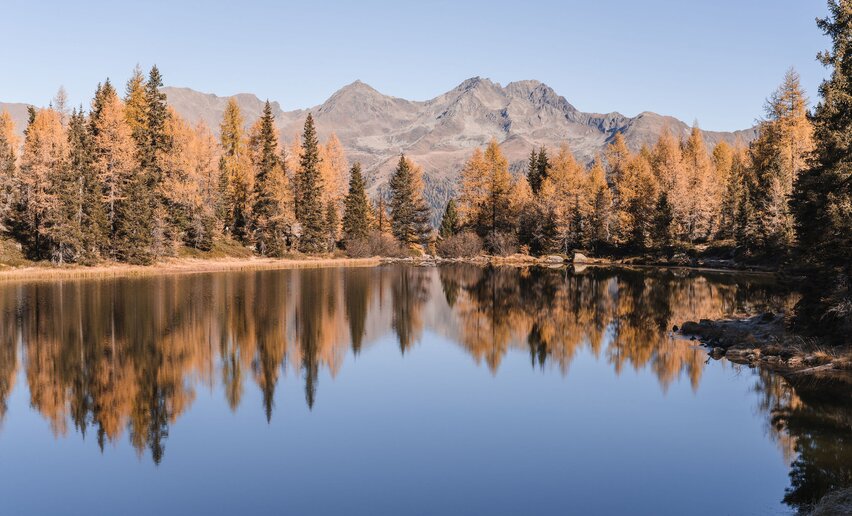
[439,199,460,238]
[325,200,339,250]
[586,157,612,253]
[297,114,326,253]
[251,101,286,256]
[66,108,106,261]
[144,65,170,256]
[527,146,550,195]
[342,162,370,242]
[389,155,431,246]
[790,0,852,338]
[0,111,17,225]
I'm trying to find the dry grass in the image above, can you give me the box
[0,256,381,283]
[809,487,852,515]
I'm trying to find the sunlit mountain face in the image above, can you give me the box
[0,265,849,514]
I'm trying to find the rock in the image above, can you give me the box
[680,321,703,334]
[543,255,565,263]
[573,252,590,263]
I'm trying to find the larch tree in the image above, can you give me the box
[586,157,612,252]
[605,133,633,246]
[297,114,327,253]
[342,162,370,243]
[16,108,67,259]
[318,133,348,211]
[749,69,815,255]
[90,86,144,262]
[540,143,587,253]
[681,125,718,241]
[790,0,852,339]
[218,97,252,242]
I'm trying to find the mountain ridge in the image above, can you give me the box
[1,78,757,213]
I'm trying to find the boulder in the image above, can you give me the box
[573,252,590,263]
[543,255,565,263]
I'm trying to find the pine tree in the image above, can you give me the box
[66,108,106,261]
[342,162,370,242]
[325,200,339,250]
[0,111,17,226]
[250,101,288,256]
[219,98,252,242]
[790,0,852,338]
[144,65,171,257]
[389,155,431,247]
[439,199,460,238]
[297,114,327,253]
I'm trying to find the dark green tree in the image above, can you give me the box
[527,147,550,195]
[251,101,285,256]
[325,200,339,250]
[389,155,431,246]
[66,108,106,261]
[342,162,370,242]
[439,199,460,238]
[297,114,326,253]
[790,0,852,339]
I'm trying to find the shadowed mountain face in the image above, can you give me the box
[2,78,756,208]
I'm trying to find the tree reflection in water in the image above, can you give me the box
[0,264,848,511]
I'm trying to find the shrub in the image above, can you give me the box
[346,231,406,258]
[437,232,483,258]
[484,231,517,256]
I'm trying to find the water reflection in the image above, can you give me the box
[0,264,849,511]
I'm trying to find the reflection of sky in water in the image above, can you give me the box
[0,265,846,515]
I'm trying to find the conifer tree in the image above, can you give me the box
[586,157,612,252]
[439,199,460,238]
[0,111,17,225]
[144,65,171,256]
[66,108,106,261]
[389,155,431,246]
[16,109,67,259]
[297,114,327,253]
[250,101,288,256]
[325,200,339,250]
[527,146,550,195]
[342,162,370,242]
[749,69,814,256]
[681,125,718,241]
[91,85,147,262]
[219,98,252,242]
[790,0,852,338]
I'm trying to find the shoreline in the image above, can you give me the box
[0,256,381,283]
[678,313,852,383]
[0,253,780,283]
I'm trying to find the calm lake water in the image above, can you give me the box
[0,264,850,515]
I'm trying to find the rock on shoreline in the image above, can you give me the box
[679,312,852,379]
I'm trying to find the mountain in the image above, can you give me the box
[2,78,757,213]
[161,78,756,210]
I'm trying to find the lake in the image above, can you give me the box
[0,264,849,515]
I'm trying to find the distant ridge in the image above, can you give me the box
[2,78,757,212]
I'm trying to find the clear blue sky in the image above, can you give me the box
[0,0,830,131]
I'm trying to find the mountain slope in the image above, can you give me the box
[2,79,757,213]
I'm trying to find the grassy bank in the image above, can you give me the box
[0,255,381,282]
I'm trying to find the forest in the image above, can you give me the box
[0,5,849,341]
